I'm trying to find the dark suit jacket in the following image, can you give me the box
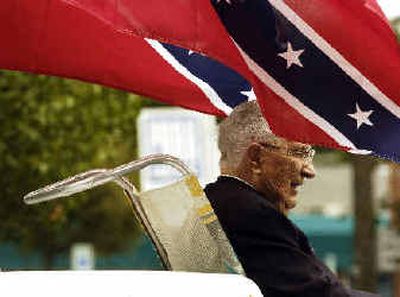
[204,176,379,297]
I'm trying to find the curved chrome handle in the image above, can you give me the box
[24,154,193,205]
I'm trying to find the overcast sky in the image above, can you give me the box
[378,0,400,19]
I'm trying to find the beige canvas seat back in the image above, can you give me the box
[138,175,243,273]
[24,154,244,275]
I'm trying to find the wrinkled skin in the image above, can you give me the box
[235,139,316,215]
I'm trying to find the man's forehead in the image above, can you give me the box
[272,136,312,150]
[288,141,312,150]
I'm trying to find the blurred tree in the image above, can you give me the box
[0,70,158,268]
[389,163,400,297]
[389,164,400,229]
[351,18,400,292]
[351,155,378,292]
[393,17,400,39]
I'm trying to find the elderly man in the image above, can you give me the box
[204,101,378,297]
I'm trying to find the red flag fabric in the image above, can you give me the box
[283,0,400,107]
[0,0,247,116]
[212,0,400,159]
[0,0,399,159]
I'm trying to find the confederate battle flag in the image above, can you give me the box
[0,0,399,161]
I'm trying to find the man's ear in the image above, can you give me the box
[247,143,263,166]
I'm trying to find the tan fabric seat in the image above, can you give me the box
[138,175,244,274]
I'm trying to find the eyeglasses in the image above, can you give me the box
[260,142,315,163]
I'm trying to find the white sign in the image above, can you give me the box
[137,107,220,190]
[70,243,95,270]
[0,271,263,297]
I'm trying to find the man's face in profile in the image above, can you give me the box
[254,139,316,212]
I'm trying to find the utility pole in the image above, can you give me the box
[352,155,378,292]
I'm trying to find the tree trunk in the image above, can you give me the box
[389,163,400,297]
[352,155,378,292]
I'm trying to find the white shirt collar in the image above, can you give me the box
[220,174,256,190]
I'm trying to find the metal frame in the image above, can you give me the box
[23,154,194,270]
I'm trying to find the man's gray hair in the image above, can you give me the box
[218,101,278,166]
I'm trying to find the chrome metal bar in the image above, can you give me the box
[24,169,109,205]
[23,154,192,269]
[24,154,193,205]
[110,154,192,177]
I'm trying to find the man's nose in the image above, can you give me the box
[302,162,316,179]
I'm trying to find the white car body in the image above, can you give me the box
[0,270,263,297]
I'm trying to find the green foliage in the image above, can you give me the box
[393,17,400,40]
[0,70,153,267]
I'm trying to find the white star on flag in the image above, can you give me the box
[241,88,256,101]
[278,42,304,69]
[188,49,204,56]
[347,103,374,129]
[216,0,231,4]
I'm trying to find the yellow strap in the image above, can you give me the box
[185,175,203,197]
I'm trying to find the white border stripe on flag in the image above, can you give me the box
[146,39,232,115]
[235,43,361,151]
[269,0,400,119]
